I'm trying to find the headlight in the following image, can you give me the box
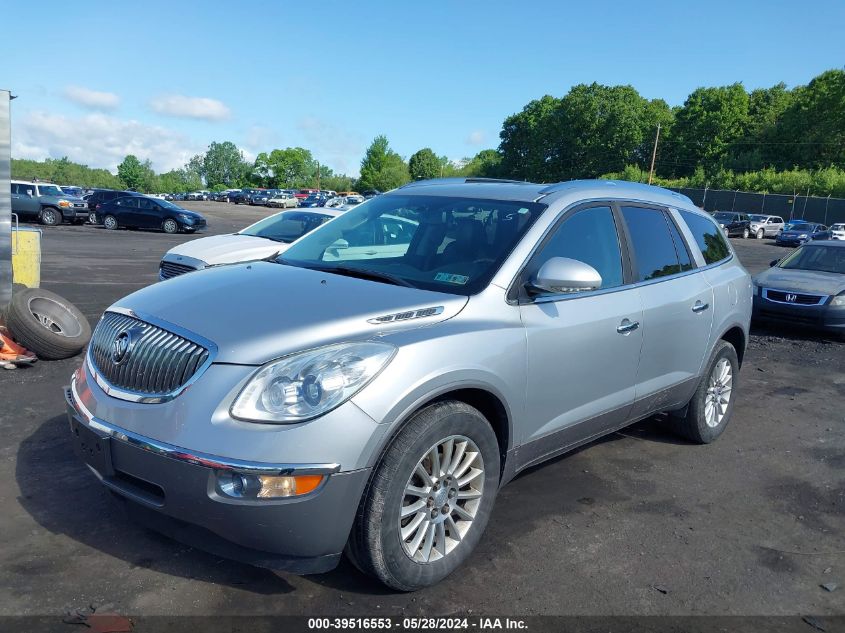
[832,293,845,307]
[798,234,808,239]
[177,213,194,223]
[231,342,396,423]
[58,199,71,208]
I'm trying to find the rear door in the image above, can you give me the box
[11,183,39,218]
[767,216,784,236]
[619,205,714,414]
[113,197,140,225]
[518,204,642,457]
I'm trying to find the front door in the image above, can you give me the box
[518,205,642,463]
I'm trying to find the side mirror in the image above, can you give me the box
[527,257,602,295]
[769,259,780,267]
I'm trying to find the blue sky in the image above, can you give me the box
[3,0,843,176]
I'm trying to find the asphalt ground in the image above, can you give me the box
[0,201,842,617]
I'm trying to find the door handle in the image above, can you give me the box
[616,319,640,334]
[692,301,710,313]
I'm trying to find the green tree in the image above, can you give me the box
[117,154,155,191]
[664,83,750,176]
[201,141,251,188]
[256,147,318,188]
[357,135,410,191]
[460,149,502,178]
[408,148,442,180]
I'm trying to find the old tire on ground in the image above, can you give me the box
[40,207,60,226]
[348,400,500,591]
[671,340,739,444]
[756,228,764,239]
[163,218,179,234]
[5,288,91,360]
[103,215,118,230]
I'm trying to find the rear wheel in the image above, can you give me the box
[671,340,739,444]
[162,218,179,234]
[39,207,60,226]
[103,215,118,230]
[756,228,764,239]
[348,401,500,591]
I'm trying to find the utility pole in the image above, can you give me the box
[316,162,321,190]
[647,123,661,185]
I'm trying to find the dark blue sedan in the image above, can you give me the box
[775,222,831,247]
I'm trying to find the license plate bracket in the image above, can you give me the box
[71,418,114,477]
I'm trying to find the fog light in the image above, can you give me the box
[257,475,324,498]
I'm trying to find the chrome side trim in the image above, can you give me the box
[761,288,827,306]
[87,307,218,404]
[66,382,340,476]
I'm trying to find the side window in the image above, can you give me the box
[621,206,687,281]
[679,210,731,265]
[138,198,154,210]
[775,217,784,224]
[665,216,694,272]
[532,206,623,289]
[11,184,20,195]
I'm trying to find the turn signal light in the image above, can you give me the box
[257,475,324,498]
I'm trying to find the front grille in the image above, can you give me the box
[764,289,826,306]
[159,260,197,280]
[89,312,210,398]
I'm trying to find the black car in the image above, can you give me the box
[229,189,259,204]
[86,189,146,224]
[361,189,382,199]
[96,196,207,234]
[712,211,752,238]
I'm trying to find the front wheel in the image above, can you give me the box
[671,340,739,444]
[103,215,118,230]
[756,228,764,239]
[348,401,500,591]
[40,207,60,226]
[742,227,750,239]
[162,218,179,234]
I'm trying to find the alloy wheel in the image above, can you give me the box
[705,358,732,428]
[399,435,485,563]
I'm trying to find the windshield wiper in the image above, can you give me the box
[307,264,416,288]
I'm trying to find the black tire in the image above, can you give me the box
[162,218,179,234]
[40,207,60,226]
[671,340,739,444]
[103,215,118,230]
[4,288,92,360]
[756,228,764,239]
[348,400,500,591]
[88,212,98,225]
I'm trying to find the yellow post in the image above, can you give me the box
[11,227,41,288]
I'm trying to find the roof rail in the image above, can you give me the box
[398,177,534,189]
[538,179,691,202]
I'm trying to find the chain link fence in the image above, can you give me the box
[667,188,845,225]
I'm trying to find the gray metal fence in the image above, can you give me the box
[669,187,845,225]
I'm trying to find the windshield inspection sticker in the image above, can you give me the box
[435,272,469,285]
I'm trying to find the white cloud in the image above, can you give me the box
[296,117,365,176]
[466,130,487,146]
[63,86,120,110]
[12,111,205,172]
[149,94,231,121]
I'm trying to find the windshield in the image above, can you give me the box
[159,199,182,210]
[38,185,65,196]
[749,215,767,222]
[279,194,546,295]
[240,210,333,243]
[779,245,845,274]
[713,212,733,221]
[788,223,812,231]
[832,224,845,231]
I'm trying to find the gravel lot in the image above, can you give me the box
[1,201,843,617]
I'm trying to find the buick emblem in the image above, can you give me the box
[111,330,134,364]
[785,293,797,303]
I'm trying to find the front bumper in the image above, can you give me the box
[753,293,845,332]
[65,386,370,573]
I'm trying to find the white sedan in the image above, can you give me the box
[158,208,343,280]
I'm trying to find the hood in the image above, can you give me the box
[779,230,810,238]
[113,261,468,364]
[165,234,288,266]
[755,267,845,295]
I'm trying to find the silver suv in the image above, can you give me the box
[66,179,752,590]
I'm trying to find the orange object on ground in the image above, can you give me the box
[0,329,37,365]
